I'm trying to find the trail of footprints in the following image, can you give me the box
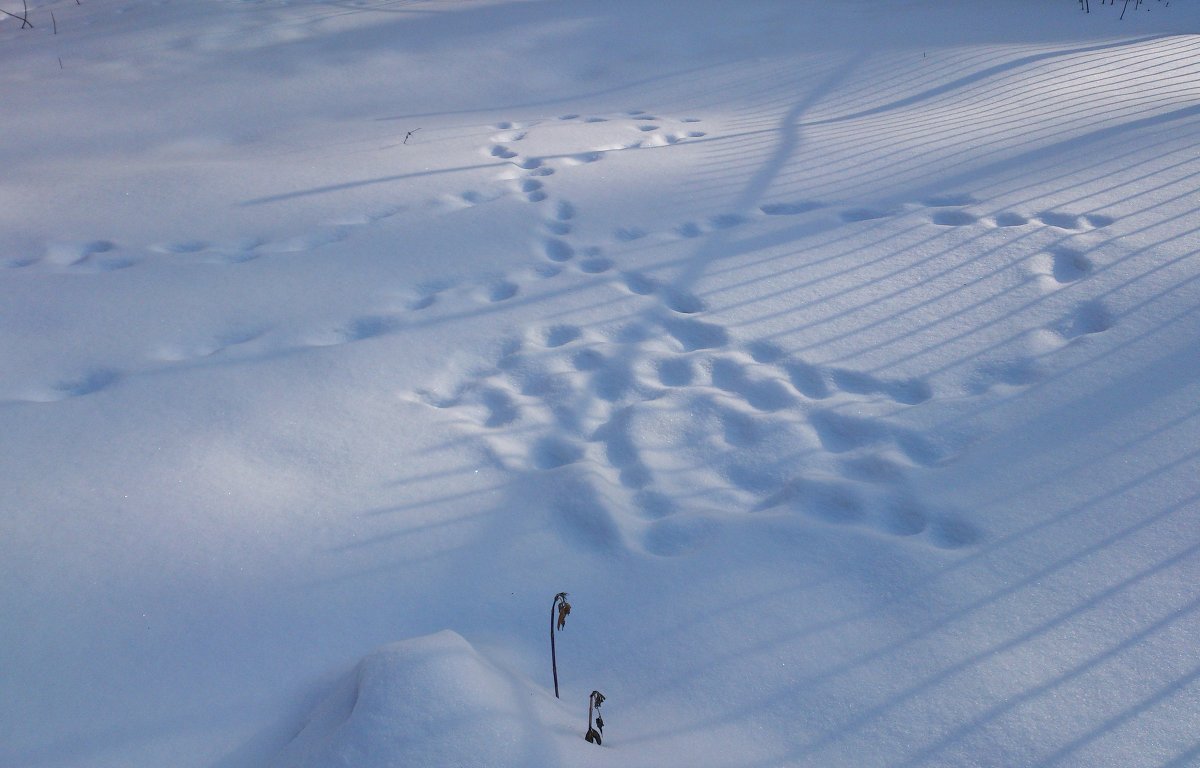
[414,293,984,556]
[0,106,1125,569]
[399,114,1129,556]
[482,110,712,290]
[7,108,1113,489]
[0,222,378,273]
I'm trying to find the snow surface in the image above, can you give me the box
[2,1,1200,766]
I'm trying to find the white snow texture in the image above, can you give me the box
[2,1,1199,767]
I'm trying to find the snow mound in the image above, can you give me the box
[274,631,581,768]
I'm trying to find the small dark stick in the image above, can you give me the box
[51,10,56,34]
[403,128,421,144]
[550,592,571,698]
[585,690,606,745]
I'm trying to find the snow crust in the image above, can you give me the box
[2,1,1199,767]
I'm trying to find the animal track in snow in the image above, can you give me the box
[820,193,1117,236]
[1036,211,1115,231]
[404,122,1010,552]
[840,207,896,223]
[413,299,972,557]
[707,213,748,230]
[549,110,708,159]
[542,238,575,262]
[1028,247,1093,289]
[661,287,706,315]
[617,271,708,315]
[828,368,932,405]
[614,226,647,242]
[5,240,137,272]
[760,201,825,217]
[579,255,614,274]
[2,367,123,405]
[990,212,1029,227]
[930,210,979,227]
[301,314,404,347]
[531,435,585,469]
[151,237,267,264]
[152,327,266,363]
[966,297,1114,394]
[544,220,571,236]
[709,357,797,412]
[5,290,418,404]
[554,201,575,221]
[485,280,519,303]
[562,150,607,166]
[539,324,583,348]
[1055,299,1113,339]
[43,369,122,401]
[621,271,658,296]
[518,178,547,202]
[257,227,350,254]
[45,240,117,266]
[661,316,729,351]
[589,192,1116,252]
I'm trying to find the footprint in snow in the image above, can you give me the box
[1036,211,1114,231]
[302,315,403,347]
[621,271,658,296]
[538,324,583,348]
[544,220,571,236]
[554,201,576,221]
[840,207,895,223]
[1054,299,1113,340]
[579,256,614,274]
[9,368,123,404]
[542,238,574,262]
[30,240,136,271]
[152,327,265,363]
[930,210,979,227]
[707,213,748,230]
[760,201,824,217]
[486,280,519,303]
[1028,247,1093,290]
[989,212,1029,227]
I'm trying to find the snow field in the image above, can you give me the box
[2,1,1199,767]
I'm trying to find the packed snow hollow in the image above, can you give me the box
[2,1,1199,766]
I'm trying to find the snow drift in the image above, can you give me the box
[274,631,583,768]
